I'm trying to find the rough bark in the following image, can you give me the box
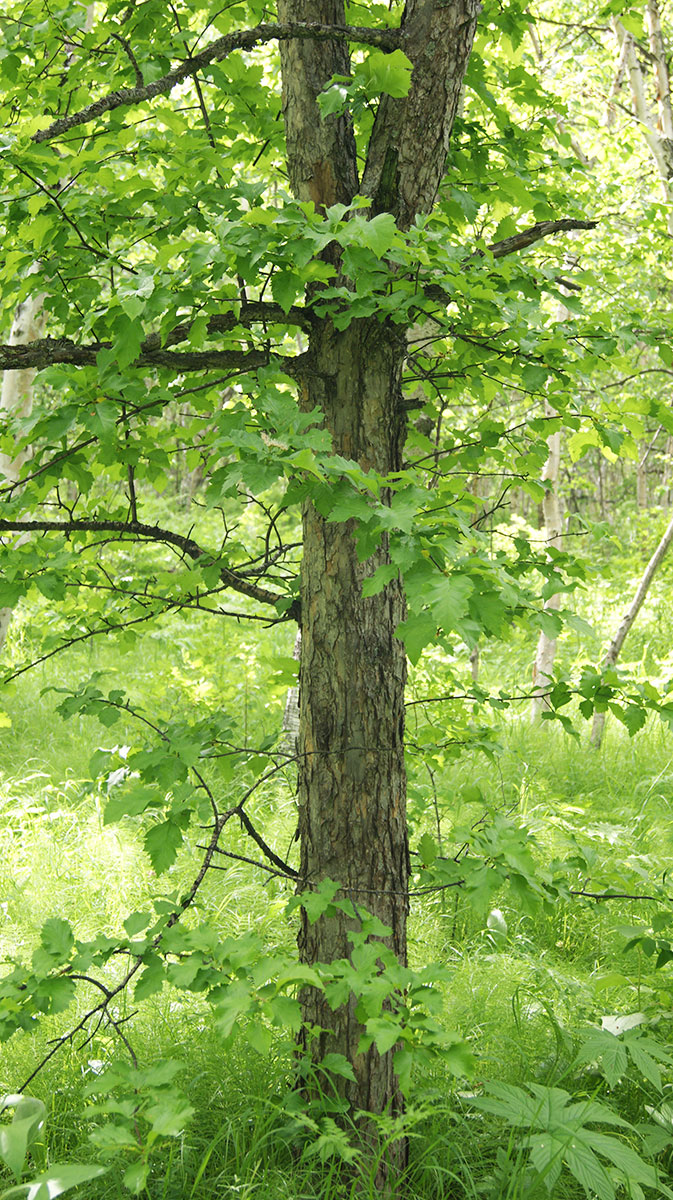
[362,0,481,226]
[277,3,358,208]
[296,321,409,1176]
[276,1,480,1182]
[591,511,673,747]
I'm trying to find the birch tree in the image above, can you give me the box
[591,511,673,747]
[0,289,46,651]
[613,0,673,233]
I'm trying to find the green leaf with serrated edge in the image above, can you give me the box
[143,820,183,874]
[626,1039,662,1090]
[418,832,437,866]
[364,1017,402,1055]
[123,1161,150,1196]
[271,270,303,314]
[145,1098,194,1136]
[564,1137,615,1200]
[575,1030,628,1087]
[123,911,152,937]
[319,1054,356,1081]
[360,49,413,98]
[40,918,74,964]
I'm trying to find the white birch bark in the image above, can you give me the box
[0,289,47,651]
[591,511,673,747]
[280,630,301,752]
[0,8,93,654]
[614,8,673,233]
[527,26,594,720]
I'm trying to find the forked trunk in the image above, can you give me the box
[276,0,480,1181]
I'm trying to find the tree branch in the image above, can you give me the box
[485,218,597,260]
[34,22,401,144]
[0,516,300,618]
[0,303,311,374]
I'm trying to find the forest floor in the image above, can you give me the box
[1,606,673,1199]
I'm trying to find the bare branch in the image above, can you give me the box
[485,218,597,260]
[34,22,401,144]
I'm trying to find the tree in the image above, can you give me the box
[0,0,600,1187]
[590,510,673,748]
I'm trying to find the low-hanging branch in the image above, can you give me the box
[0,223,595,377]
[0,301,312,373]
[0,516,300,620]
[0,337,273,374]
[33,22,402,145]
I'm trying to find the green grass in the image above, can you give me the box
[2,601,673,1199]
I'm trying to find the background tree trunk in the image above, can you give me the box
[591,511,673,746]
[530,403,563,720]
[0,291,46,653]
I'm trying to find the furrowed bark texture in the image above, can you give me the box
[297,321,408,1156]
[277,2,358,207]
[362,0,481,225]
[277,0,479,1181]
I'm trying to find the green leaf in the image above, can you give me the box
[0,1096,46,1182]
[418,832,437,866]
[2,1164,107,1200]
[362,563,397,597]
[317,82,350,119]
[40,918,74,964]
[123,911,152,937]
[575,1030,628,1088]
[144,1098,194,1137]
[319,1053,356,1082]
[271,270,303,314]
[244,1022,273,1056]
[143,820,183,874]
[354,212,397,258]
[122,1161,149,1195]
[364,1016,401,1055]
[564,1136,615,1200]
[360,49,413,98]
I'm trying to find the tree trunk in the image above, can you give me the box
[637,443,649,508]
[0,12,91,653]
[530,406,563,720]
[276,0,480,1179]
[614,5,673,234]
[0,290,46,652]
[296,320,408,1175]
[591,511,673,746]
[281,630,301,753]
